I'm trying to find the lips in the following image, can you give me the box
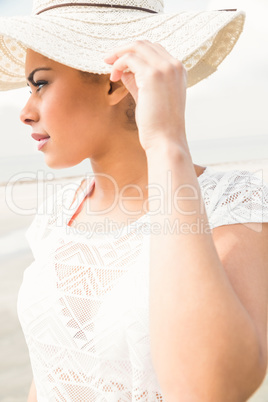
[31,133,50,141]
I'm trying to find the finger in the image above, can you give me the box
[110,52,148,82]
[147,41,185,69]
[104,53,120,64]
[150,42,187,82]
[104,40,170,68]
[105,40,182,75]
[120,71,139,104]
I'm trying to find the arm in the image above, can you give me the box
[146,144,268,401]
[105,40,268,401]
[27,380,37,402]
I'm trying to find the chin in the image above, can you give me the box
[44,155,83,170]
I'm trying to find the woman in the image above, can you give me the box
[0,1,268,401]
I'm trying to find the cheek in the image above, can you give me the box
[43,87,105,139]
[72,99,105,135]
[42,93,77,132]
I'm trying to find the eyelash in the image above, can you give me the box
[28,80,48,94]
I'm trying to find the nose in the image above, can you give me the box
[20,97,40,126]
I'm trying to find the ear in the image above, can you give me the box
[106,79,129,106]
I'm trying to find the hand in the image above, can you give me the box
[104,40,188,153]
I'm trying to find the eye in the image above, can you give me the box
[35,80,48,92]
[28,80,48,94]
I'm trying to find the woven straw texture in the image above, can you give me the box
[18,167,268,401]
[33,0,164,14]
[0,0,245,90]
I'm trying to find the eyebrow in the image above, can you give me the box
[27,67,52,84]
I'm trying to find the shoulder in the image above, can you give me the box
[200,167,268,364]
[25,177,85,256]
[199,167,268,229]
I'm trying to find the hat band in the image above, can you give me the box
[36,2,158,15]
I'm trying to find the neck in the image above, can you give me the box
[87,131,205,212]
[89,131,148,207]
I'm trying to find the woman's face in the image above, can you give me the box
[21,49,112,169]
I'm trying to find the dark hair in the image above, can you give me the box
[79,71,137,130]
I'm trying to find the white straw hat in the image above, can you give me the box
[0,0,245,90]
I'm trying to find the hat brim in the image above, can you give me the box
[0,8,245,90]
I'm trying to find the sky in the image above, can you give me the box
[0,0,267,167]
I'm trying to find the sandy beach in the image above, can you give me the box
[1,159,268,402]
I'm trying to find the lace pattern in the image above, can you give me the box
[18,167,268,401]
[0,2,245,90]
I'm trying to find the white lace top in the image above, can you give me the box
[18,166,268,402]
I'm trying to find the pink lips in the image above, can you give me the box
[31,133,50,151]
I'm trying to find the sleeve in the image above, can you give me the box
[203,169,268,230]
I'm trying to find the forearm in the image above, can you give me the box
[27,380,37,402]
[146,140,263,401]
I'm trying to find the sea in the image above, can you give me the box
[1,134,268,185]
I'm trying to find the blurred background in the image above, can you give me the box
[0,0,267,401]
[0,0,268,184]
